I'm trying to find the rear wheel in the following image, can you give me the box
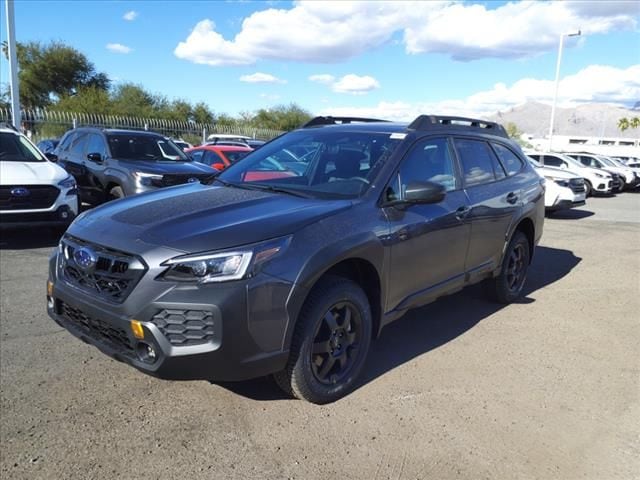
[273,276,372,404]
[108,185,125,201]
[489,231,530,304]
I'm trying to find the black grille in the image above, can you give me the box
[161,174,209,187]
[610,174,622,189]
[58,300,134,354]
[0,185,59,210]
[569,178,585,193]
[59,236,147,303]
[151,309,215,346]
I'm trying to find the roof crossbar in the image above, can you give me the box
[302,116,390,128]
[408,115,509,138]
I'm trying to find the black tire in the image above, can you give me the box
[584,180,592,198]
[108,185,125,201]
[489,231,530,304]
[273,275,372,404]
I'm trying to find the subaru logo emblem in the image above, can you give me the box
[73,247,98,271]
[10,187,30,197]
[187,177,198,183]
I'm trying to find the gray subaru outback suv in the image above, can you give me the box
[47,115,545,403]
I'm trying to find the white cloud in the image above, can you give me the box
[106,43,133,54]
[123,10,138,21]
[239,72,286,84]
[308,74,336,86]
[259,93,281,101]
[309,73,380,95]
[174,1,637,66]
[320,64,640,120]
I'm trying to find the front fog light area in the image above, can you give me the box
[136,342,157,363]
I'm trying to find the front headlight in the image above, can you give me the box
[57,175,76,189]
[133,171,163,186]
[545,176,569,187]
[160,236,290,283]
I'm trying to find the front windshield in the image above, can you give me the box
[0,132,47,162]
[107,134,190,161]
[597,156,616,167]
[561,155,584,168]
[527,156,542,167]
[217,129,403,199]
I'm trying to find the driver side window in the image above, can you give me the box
[386,137,457,202]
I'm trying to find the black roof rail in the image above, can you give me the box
[0,121,19,132]
[408,115,509,138]
[302,116,390,128]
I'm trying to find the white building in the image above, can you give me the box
[527,134,640,157]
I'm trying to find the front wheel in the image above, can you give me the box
[489,231,530,304]
[583,180,592,197]
[273,276,372,404]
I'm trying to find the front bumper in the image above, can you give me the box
[46,250,295,382]
[0,204,78,228]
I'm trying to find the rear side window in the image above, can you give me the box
[453,138,505,187]
[539,155,564,167]
[492,143,523,176]
[203,150,224,166]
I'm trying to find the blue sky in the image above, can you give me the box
[1,0,639,120]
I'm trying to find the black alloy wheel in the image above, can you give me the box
[273,275,372,404]
[489,231,530,304]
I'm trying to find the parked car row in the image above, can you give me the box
[526,150,639,213]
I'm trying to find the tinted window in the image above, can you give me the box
[224,151,251,163]
[189,150,204,162]
[107,134,189,161]
[86,134,107,157]
[70,133,88,156]
[454,138,503,186]
[0,132,46,162]
[57,132,75,152]
[398,137,458,192]
[203,150,224,166]
[492,143,523,176]
[541,155,564,167]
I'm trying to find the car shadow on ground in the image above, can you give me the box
[546,209,595,220]
[0,227,64,250]
[217,245,582,401]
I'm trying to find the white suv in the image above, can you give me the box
[527,152,613,197]
[0,125,79,227]
[567,153,637,191]
[528,158,586,211]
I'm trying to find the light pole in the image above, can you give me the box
[548,30,581,152]
[5,0,21,129]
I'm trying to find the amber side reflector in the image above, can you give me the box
[47,281,54,297]
[130,320,145,340]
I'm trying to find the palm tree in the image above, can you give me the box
[617,117,630,132]
[630,117,640,129]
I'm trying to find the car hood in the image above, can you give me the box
[535,165,580,179]
[114,159,212,175]
[0,160,68,185]
[68,183,352,254]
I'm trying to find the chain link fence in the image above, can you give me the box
[0,108,284,145]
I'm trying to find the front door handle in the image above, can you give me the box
[455,206,471,220]
[506,192,518,204]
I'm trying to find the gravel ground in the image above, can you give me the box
[1,193,639,480]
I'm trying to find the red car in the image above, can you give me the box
[186,145,253,171]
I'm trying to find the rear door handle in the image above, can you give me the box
[455,206,471,220]
[506,192,518,204]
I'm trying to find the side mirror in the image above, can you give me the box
[87,152,103,163]
[404,181,446,204]
[45,152,58,162]
[212,162,225,171]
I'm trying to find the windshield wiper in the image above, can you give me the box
[238,183,312,198]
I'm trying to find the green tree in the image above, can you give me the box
[110,83,155,117]
[618,117,630,132]
[630,117,640,129]
[192,102,214,124]
[250,103,312,131]
[54,86,112,114]
[2,40,110,108]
